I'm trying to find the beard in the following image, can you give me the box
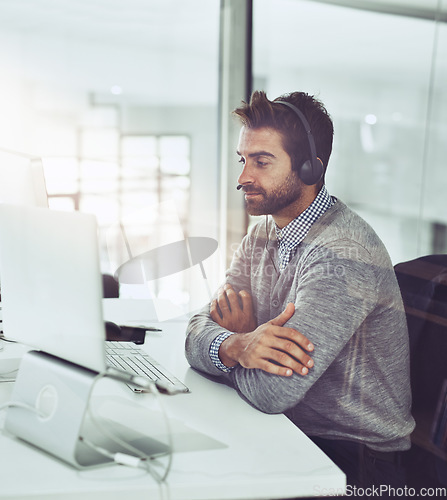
[244,171,303,216]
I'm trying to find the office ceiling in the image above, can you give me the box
[0,0,220,105]
[0,0,445,105]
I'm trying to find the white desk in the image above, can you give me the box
[0,299,345,499]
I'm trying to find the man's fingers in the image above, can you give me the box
[277,327,314,353]
[268,304,314,353]
[217,284,241,315]
[266,350,310,375]
[224,286,242,312]
[239,290,253,312]
[269,302,295,327]
[210,299,223,323]
[270,338,314,369]
[216,287,231,315]
[238,329,313,375]
[253,334,313,374]
[247,355,308,377]
[257,360,294,377]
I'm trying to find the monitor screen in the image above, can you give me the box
[0,150,48,208]
[0,149,48,331]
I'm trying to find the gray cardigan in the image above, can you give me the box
[185,199,415,452]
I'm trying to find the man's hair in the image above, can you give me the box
[232,90,334,179]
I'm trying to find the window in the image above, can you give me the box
[0,0,220,317]
[253,0,447,264]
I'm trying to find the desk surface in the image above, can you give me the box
[0,299,345,500]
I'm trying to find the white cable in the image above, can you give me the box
[0,379,173,498]
[81,374,174,493]
[0,372,18,383]
[84,375,172,500]
[0,338,19,382]
[1,402,148,470]
[86,376,164,460]
[80,436,144,468]
[79,436,115,460]
[1,386,172,499]
[0,401,42,415]
[114,452,144,468]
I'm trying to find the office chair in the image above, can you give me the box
[394,254,447,488]
[102,273,119,298]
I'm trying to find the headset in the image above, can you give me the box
[275,100,324,186]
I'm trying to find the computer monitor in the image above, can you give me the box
[0,149,48,208]
[0,205,106,372]
[0,149,48,330]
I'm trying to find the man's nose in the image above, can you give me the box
[237,164,254,186]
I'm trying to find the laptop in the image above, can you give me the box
[0,204,185,393]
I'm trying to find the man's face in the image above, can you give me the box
[236,126,302,218]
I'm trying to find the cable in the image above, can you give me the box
[0,338,22,382]
[0,336,19,343]
[88,375,173,469]
[80,373,173,497]
[0,401,42,416]
[0,371,18,383]
[0,378,173,498]
[79,436,145,468]
[80,431,172,500]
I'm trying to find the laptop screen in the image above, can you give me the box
[0,205,107,373]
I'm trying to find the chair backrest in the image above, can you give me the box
[394,255,447,412]
[102,273,119,298]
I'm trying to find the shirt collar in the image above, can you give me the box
[275,185,334,248]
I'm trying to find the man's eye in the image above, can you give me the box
[238,158,245,165]
[257,161,267,167]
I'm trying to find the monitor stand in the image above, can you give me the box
[4,350,112,468]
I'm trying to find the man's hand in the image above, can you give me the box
[210,284,256,333]
[219,303,314,377]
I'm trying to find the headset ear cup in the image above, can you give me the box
[299,159,323,185]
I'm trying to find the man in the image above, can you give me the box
[185,90,415,488]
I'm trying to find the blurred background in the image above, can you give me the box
[0,0,446,313]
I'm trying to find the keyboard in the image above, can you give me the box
[105,341,189,394]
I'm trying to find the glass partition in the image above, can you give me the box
[253,0,447,264]
[0,0,221,315]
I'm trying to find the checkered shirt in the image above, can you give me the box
[275,185,335,272]
[209,331,235,373]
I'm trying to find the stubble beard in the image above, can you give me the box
[245,171,303,216]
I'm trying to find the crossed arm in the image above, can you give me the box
[210,284,315,377]
[185,229,377,414]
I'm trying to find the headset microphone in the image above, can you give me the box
[236,184,243,190]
